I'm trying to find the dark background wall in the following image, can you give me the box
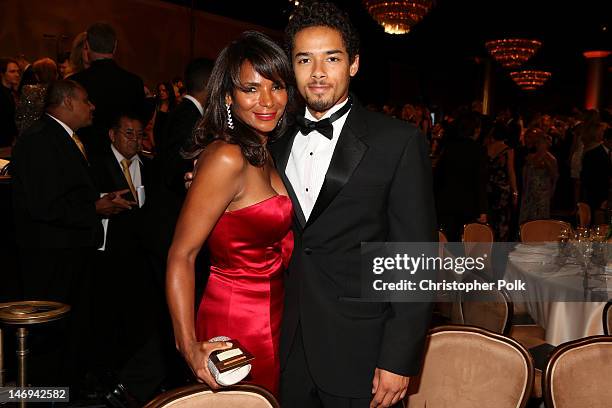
[0,0,280,87]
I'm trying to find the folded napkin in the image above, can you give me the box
[509,253,554,264]
[514,243,558,255]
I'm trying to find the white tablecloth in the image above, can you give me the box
[504,247,607,346]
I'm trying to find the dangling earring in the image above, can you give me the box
[225,103,234,130]
[276,114,284,128]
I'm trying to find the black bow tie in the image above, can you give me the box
[296,97,353,140]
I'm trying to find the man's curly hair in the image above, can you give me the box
[285,2,360,63]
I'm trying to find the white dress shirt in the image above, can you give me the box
[286,98,351,220]
[183,94,204,116]
[47,113,74,138]
[99,146,144,251]
[110,144,143,192]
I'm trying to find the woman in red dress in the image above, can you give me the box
[166,31,294,396]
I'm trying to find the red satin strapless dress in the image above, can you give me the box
[195,195,293,395]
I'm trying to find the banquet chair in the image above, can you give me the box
[405,325,534,408]
[604,301,612,336]
[462,223,494,279]
[519,220,572,243]
[143,383,280,408]
[576,202,591,227]
[438,229,448,244]
[459,271,513,335]
[433,230,456,322]
[456,272,547,399]
[543,336,612,408]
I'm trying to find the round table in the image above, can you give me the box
[504,246,609,346]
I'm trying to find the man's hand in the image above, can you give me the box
[184,159,198,190]
[95,189,136,216]
[371,368,409,408]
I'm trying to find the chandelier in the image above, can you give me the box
[363,0,433,35]
[510,70,552,90]
[485,38,542,69]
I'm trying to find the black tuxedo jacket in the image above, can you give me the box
[146,98,201,254]
[0,85,17,147]
[270,100,436,397]
[581,144,611,212]
[434,137,488,216]
[12,115,102,248]
[89,148,151,251]
[71,59,144,156]
[17,64,36,95]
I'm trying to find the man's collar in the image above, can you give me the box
[111,143,142,165]
[46,113,74,137]
[304,97,350,122]
[183,95,204,116]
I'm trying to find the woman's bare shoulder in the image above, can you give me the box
[197,140,246,172]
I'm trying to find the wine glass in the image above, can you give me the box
[575,233,594,277]
[590,225,607,265]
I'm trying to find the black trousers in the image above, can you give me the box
[91,248,166,402]
[280,324,402,408]
[19,246,94,390]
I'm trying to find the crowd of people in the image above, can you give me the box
[0,2,610,408]
[368,102,612,242]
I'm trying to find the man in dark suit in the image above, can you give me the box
[435,112,488,241]
[146,58,210,281]
[274,4,436,407]
[89,112,165,405]
[581,125,612,220]
[11,79,133,392]
[0,57,20,147]
[17,58,36,94]
[71,22,144,157]
[144,59,211,388]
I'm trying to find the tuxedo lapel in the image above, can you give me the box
[273,128,307,228]
[305,105,367,228]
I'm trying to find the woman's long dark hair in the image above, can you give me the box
[183,31,295,166]
[156,81,176,110]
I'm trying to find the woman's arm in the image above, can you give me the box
[507,148,519,206]
[545,152,559,191]
[166,141,245,386]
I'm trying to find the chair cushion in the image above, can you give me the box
[549,342,612,408]
[406,330,531,408]
[160,390,275,408]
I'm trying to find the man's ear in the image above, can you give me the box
[64,95,74,111]
[108,128,116,144]
[349,54,360,78]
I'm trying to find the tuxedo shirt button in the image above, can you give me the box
[304,248,312,255]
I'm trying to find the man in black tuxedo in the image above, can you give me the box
[0,57,20,147]
[146,58,210,281]
[72,22,144,157]
[89,112,165,404]
[11,80,133,391]
[274,3,436,407]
